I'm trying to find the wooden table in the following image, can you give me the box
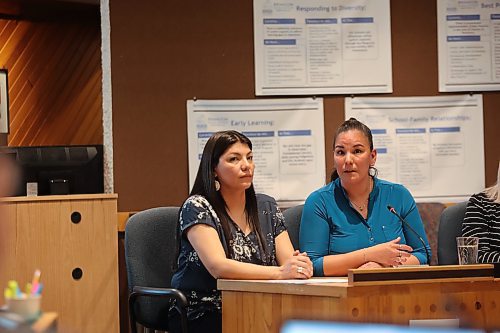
[218,265,500,333]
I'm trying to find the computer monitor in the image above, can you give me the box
[2,145,104,196]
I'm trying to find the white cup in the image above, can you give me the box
[6,295,42,321]
[456,236,479,265]
[26,182,38,196]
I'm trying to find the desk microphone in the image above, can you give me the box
[387,205,431,265]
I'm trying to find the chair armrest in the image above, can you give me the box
[129,286,188,333]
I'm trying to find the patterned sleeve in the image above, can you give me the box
[272,204,286,238]
[179,195,219,236]
[256,193,286,238]
[462,193,500,263]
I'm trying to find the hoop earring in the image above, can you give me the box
[214,180,220,191]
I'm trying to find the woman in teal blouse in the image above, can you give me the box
[299,118,431,276]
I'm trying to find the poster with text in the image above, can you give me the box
[187,98,326,205]
[345,95,484,202]
[438,0,500,91]
[253,0,392,95]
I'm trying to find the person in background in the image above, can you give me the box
[170,130,312,333]
[299,118,431,276]
[462,161,500,263]
[0,151,19,293]
[0,152,19,197]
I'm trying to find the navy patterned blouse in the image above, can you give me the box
[171,193,286,320]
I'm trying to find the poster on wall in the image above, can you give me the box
[187,98,325,205]
[0,70,9,134]
[253,0,392,95]
[437,0,500,92]
[345,94,485,202]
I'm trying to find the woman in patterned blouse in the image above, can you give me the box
[462,162,500,263]
[170,130,313,333]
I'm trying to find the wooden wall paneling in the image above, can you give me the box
[72,72,103,143]
[4,22,47,104]
[7,22,52,93]
[7,23,64,142]
[55,67,102,144]
[3,22,49,98]
[0,14,102,146]
[35,28,101,144]
[1,21,33,72]
[55,27,102,144]
[22,25,88,144]
[0,19,17,50]
[70,83,102,144]
[14,24,81,144]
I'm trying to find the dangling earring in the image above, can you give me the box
[214,180,220,191]
[369,165,376,177]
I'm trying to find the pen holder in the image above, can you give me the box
[6,295,42,321]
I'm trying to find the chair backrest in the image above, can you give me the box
[283,205,304,251]
[125,206,180,330]
[437,201,468,265]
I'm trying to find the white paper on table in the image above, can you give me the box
[262,277,348,284]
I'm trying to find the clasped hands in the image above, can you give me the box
[359,237,413,269]
[279,250,313,279]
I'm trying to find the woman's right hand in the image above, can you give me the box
[278,251,313,279]
[368,237,412,267]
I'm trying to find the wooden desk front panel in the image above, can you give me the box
[0,195,119,333]
[221,280,500,333]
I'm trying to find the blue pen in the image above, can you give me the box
[35,283,43,295]
[31,270,41,296]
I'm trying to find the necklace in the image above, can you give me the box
[228,210,249,232]
[350,199,368,212]
[348,177,373,212]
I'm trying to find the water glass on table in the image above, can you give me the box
[456,236,479,265]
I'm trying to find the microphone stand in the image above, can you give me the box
[387,205,431,265]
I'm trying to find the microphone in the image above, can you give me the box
[387,205,430,265]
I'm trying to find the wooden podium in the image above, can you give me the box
[218,265,500,333]
[0,194,119,333]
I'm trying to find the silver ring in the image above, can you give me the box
[398,250,402,257]
[399,244,402,250]
[297,266,303,274]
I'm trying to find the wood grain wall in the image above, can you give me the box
[0,5,102,146]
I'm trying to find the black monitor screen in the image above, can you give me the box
[3,145,104,196]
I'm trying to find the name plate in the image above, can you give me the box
[348,264,494,286]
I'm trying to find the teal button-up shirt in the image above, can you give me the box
[299,177,431,276]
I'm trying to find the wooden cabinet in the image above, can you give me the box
[0,194,119,333]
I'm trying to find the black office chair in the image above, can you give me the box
[283,204,304,251]
[437,201,468,265]
[125,207,188,333]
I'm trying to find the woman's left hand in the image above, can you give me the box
[358,261,385,269]
[292,250,313,278]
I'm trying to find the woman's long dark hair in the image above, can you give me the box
[330,118,378,181]
[179,130,267,260]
